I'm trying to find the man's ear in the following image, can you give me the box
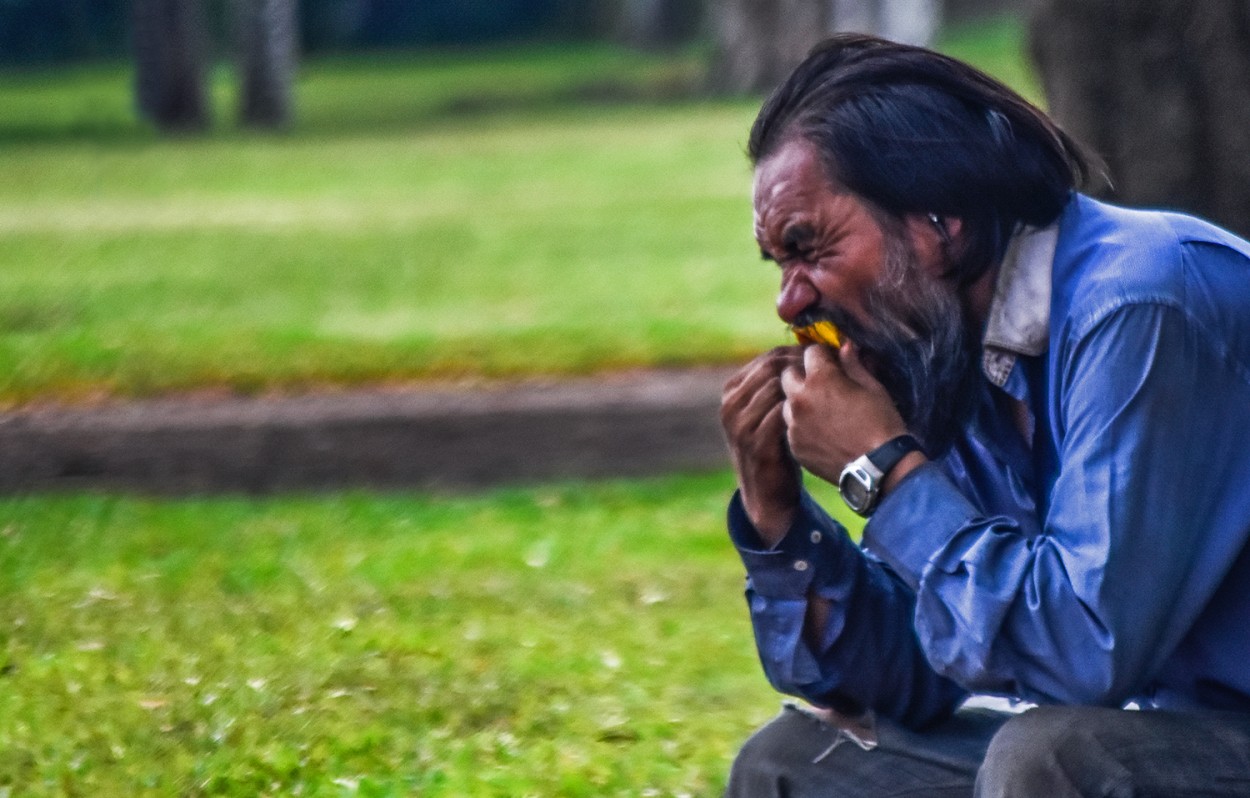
[904,213,963,279]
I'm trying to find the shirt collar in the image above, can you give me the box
[981,223,1059,387]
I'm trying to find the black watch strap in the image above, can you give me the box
[866,434,922,477]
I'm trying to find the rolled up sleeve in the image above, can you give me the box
[728,489,966,727]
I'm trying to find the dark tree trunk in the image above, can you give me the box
[132,0,211,132]
[617,0,705,49]
[831,0,943,46]
[707,0,832,94]
[1030,0,1250,238]
[236,0,297,128]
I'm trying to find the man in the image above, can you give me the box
[720,34,1250,797]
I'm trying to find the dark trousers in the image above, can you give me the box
[725,703,1250,797]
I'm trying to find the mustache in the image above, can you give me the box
[790,306,897,382]
[791,307,860,344]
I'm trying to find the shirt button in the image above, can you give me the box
[793,560,809,572]
[810,530,822,544]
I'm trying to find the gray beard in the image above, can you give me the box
[797,236,981,454]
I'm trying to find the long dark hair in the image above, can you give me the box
[748,34,1097,286]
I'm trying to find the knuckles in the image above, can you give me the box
[720,346,810,445]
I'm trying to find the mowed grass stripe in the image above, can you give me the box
[0,102,777,404]
[0,20,1038,404]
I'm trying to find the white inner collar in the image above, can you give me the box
[983,223,1059,358]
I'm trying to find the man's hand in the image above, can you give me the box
[781,342,911,485]
[721,347,804,546]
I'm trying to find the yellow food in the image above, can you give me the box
[792,320,843,348]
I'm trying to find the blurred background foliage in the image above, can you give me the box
[12,1,1242,409]
[0,0,690,65]
[0,0,1020,66]
[0,11,1037,405]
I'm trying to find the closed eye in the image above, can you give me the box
[781,223,816,259]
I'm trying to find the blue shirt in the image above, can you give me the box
[729,194,1250,728]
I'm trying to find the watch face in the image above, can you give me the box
[839,470,873,514]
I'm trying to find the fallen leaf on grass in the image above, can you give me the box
[332,616,357,632]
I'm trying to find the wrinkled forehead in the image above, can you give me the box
[751,139,834,233]
[753,138,822,193]
[751,169,797,235]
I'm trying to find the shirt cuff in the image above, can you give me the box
[727,489,853,599]
[861,462,979,591]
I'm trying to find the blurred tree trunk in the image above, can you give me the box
[832,0,943,46]
[1031,0,1250,237]
[878,0,942,45]
[707,0,832,93]
[616,0,705,49]
[707,0,943,94]
[132,0,211,131]
[236,0,297,128]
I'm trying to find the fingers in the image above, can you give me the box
[723,346,800,392]
[786,343,848,401]
[801,342,834,377]
[723,349,799,411]
[740,374,786,434]
[780,361,803,399]
[782,346,835,425]
[837,340,876,387]
[803,341,863,390]
[798,340,884,396]
[758,400,788,441]
[722,361,775,422]
[722,348,800,437]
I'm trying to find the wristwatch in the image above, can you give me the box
[838,434,923,517]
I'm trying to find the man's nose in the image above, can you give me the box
[776,270,818,324]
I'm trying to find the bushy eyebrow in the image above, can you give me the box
[757,219,816,263]
[781,222,816,253]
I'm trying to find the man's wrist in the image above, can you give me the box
[881,450,928,496]
[838,434,924,517]
[745,502,797,548]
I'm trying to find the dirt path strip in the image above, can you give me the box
[0,368,736,495]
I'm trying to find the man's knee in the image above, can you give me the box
[979,705,1250,798]
[728,704,994,798]
[725,706,880,798]
[725,720,782,797]
[976,707,1074,796]
[726,708,833,797]
[976,706,1135,798]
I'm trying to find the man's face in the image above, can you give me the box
[752,137,980,451]
[753,138,890,329]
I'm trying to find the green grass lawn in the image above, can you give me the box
[0,472,799,796]
[0,20,1038,406]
